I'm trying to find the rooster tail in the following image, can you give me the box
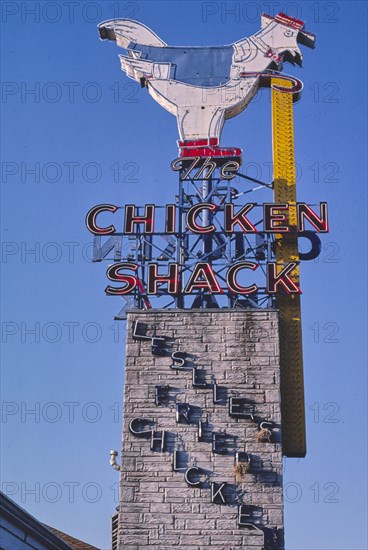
[98,19,167,49]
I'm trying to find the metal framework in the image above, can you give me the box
[92,170,277,314]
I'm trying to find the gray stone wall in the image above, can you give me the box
[118,309,284,550]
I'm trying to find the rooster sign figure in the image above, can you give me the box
[98,12,315,157]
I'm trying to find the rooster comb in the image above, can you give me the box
[261,12,316,49]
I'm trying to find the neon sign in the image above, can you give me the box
[85,200,328,297]
[94,10,323,457]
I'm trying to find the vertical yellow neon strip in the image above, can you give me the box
[272,78,306,457]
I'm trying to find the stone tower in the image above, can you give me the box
[117,309,284,550]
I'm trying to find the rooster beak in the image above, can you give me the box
[297,30,316,49]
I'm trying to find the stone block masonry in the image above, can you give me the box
[118,309,284,550]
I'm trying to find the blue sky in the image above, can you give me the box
[1,1,367,549]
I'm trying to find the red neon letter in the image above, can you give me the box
[147,263,179,294]
[125,204,155,234]
[297,202,329,232]
[224,204,257,233]
[85,204,117,235]
[165,204,176,234]
[267,263,301,294]
[263,203,290,232]
[227,262,259,294]
[105,262,138,295]
[184,263,222,294]
[186,203,216,234]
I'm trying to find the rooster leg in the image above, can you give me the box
[146,79,226,141]
[176,106,225,142]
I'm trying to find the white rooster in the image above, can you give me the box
[98,13,315,155]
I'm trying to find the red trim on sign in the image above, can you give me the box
[179,147,242,159]
[178,138,219,147]
[275,12,304,29]
[240,73,303,97]
[262,12,305,29]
